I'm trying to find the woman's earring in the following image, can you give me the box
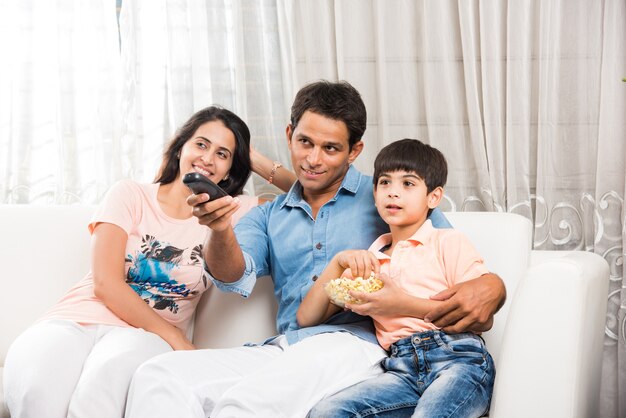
[223,174,229,181]
[176,152,181,159]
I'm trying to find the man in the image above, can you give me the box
[126,80,505,417]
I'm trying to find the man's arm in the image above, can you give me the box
[424,273,506,333]
[188,193,246,282]
[204,226,246,283]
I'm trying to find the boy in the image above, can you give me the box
[298,139,495,418]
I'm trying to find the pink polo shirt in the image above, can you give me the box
[359,220,489,350]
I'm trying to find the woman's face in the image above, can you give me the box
[178,120,237,184]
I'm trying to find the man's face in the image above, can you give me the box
[287,111,363,200]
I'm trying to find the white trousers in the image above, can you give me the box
[3,319,172,418]
[126,332,386,418]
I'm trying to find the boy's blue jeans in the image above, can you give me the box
[308,330,495,418]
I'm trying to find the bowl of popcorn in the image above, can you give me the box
[324,274,384,307]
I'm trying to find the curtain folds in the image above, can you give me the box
[277,1,625,416]
[118,0,291,194]
[0,0,121,204]
[1,0,624,415]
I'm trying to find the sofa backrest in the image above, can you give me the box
[444,212,532,363]
[193,211,533,364]
[0,205,532,368]
[0,204,94,367]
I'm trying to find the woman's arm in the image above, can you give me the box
[250,146,296,193]
[91,222,195,350]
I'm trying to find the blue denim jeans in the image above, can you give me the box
[308,330,495,418]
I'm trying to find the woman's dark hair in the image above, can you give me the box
[155,106,251,196]
[290,80,366,148]
[373,139,448,193]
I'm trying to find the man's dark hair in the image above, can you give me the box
[373,139,448,193]
[290,80,366,148]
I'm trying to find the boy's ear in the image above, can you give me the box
[427,186,444,209]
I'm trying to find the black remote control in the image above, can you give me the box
[183,172,228,201]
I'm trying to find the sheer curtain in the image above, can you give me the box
[118,0,291,195]
[0,0,121,204]
[276,1,625,416]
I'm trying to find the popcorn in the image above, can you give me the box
[324,274,384,307]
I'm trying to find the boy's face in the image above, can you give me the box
[374,170,443,229]
[286,110,363,200]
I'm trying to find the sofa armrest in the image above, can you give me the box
[490,251,609,418]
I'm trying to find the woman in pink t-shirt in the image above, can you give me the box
[3,106,295,418]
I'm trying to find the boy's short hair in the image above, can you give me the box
[290,80,366,149]
[373,139,447,193]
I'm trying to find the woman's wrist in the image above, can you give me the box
[268,161,282,184]
[250,146,278,183]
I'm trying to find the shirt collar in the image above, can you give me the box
[280,164,363,209]
[368,219,436,261]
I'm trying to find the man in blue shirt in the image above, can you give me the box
[126,81,506,418]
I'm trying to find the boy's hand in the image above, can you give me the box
[335,250,380,280]
[345,273,401,317]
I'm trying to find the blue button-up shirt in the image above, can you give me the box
[211,165,451,345]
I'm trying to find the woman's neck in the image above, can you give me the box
[157,180,194,220]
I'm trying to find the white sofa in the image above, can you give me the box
[0,205,609,418]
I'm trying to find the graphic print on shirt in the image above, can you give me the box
[125,235,208,314]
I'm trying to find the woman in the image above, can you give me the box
[3,106,294,418]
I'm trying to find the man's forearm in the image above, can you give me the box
[426,273,507,333]
[204,226,246,282]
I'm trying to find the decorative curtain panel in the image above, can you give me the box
[0,0,121,204]
[276,1,625,416]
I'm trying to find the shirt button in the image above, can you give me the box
[315,242,322,250]
[312,275,318,281]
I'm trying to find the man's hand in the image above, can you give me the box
[424,273,506,333]
[187,193,240,232]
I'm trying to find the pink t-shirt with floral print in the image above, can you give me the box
[41,180,257,333]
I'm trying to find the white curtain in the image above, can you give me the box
[118,0,291,195]
[0,0,121,204]
[276,1,625,416]
[1,0,625,415]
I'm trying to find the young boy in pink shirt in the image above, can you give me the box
[298,139,495,417]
